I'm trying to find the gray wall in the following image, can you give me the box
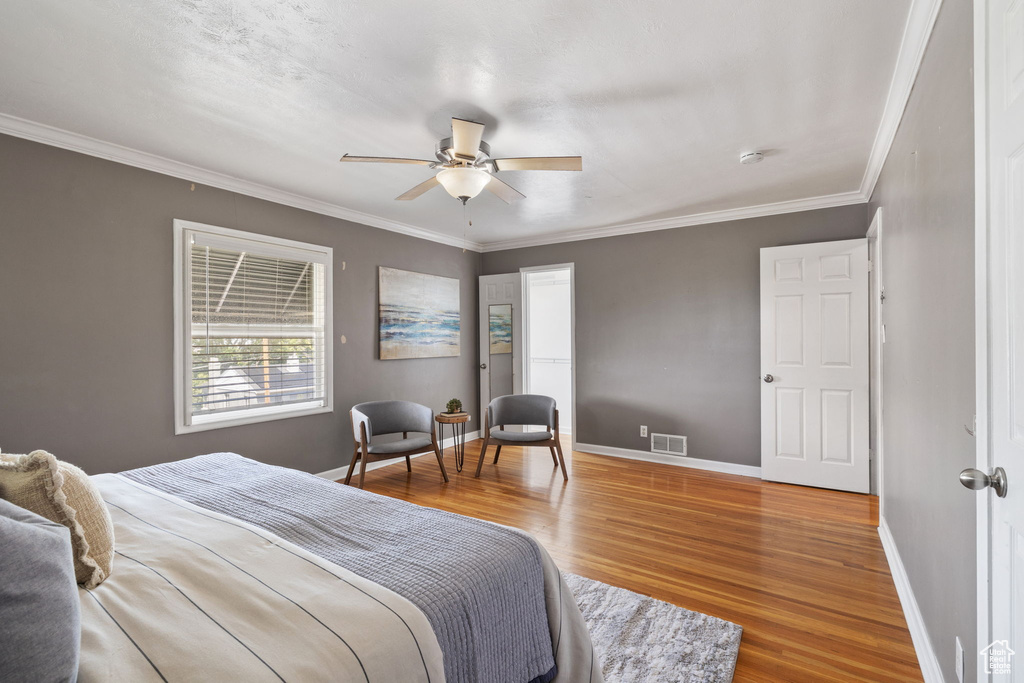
[868,0,976,678]
[0,134,480,476]
[483,204,868,466]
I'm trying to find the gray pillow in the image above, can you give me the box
[0,498,81,682]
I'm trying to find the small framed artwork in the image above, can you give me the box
[378,267,461,360]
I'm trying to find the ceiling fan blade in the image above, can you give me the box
[395,175,441,201]
[484,175,526,204]
[340,154,435,166]
[451,118,485,161]
[493,156,583,172]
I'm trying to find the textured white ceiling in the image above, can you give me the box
[0,0,910,246]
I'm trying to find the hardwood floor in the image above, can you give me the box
[351,437,922,683]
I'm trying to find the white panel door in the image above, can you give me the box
[760,239,870,493]
[979,0,1024,674]
[478,273,523,423]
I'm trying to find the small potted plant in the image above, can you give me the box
[445,398,463,414]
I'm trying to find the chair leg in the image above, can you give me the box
[492,445,502,464]
[553,439,569,481]
[405,455,412,472]
[548,446,559,465]
[433,441,450,483]
[344,446,359,485]
[358,451,369,489]
[475,434,491,477]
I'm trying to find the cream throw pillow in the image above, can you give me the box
[0,451,114,587]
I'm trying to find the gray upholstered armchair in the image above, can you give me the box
[475,394,568,481]
[347,400,449,489]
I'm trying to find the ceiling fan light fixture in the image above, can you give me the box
[342,116,580,205]
[436,167,491,202]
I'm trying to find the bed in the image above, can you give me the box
[77,452,602,682]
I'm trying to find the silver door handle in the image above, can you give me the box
[959,467,1008,498]
[763,374,774,383]
[480,363,487,369]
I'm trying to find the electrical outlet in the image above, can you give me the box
[640,425,648,438]
[955,636,964,683]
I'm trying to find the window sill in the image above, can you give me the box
[175,401,332,435]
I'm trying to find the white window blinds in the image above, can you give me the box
[176,222,332,432]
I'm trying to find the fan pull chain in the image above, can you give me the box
[462,202,473,252]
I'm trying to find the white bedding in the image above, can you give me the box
[78,475,446,682]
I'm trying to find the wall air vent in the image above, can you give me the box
[651,433,687,456]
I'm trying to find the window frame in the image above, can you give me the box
[173,219,333,435]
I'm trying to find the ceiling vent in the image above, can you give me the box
[651,433,687,456]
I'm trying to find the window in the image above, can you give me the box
[173,220,332,433]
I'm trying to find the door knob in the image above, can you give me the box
[763,374,774,383]
[480,363,487,369]
[959,467,1008,498]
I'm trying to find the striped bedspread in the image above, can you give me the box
[78,474,446,682]
[119,453,602,683]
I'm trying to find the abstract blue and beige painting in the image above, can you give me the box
[379,267,461,360]
[489,304,512,354]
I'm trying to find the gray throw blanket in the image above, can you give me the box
[122,453,556,683]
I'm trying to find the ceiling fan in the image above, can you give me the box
[340,117,582,205]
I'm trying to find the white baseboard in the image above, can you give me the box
[574,442,761,478]
[317,430,480,480]
[877,515,943,683]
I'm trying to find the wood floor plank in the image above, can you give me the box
[345,438,922,682]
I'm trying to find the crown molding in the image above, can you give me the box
[0,0,939,255]
[479,190,868,252]
[483,0,943,254]
[0,113,483,252]
[859,0,944,200]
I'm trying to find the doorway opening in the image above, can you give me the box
[522,265,574,442]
